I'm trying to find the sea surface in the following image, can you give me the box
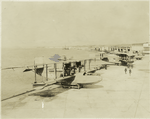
[1,48,93,100]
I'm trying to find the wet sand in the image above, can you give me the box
[1,54,149,118]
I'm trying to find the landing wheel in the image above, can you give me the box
[77,84,81,89]
[61,83,64,88]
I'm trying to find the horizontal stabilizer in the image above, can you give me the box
[23,69,33,72]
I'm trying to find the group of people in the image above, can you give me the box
[124,67,132,76]
[63,65,83,76]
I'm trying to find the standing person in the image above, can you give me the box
[124,68,127,74]
[105,65,107,70]
[131,64,133,69]
[70,68,74,76]
[129,69,132,76]
[78,65,82,72]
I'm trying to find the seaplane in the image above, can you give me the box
[2,56,104,101]
[96,51,135,67]
[111,52,135,66]
[94,52,121,66]
[134,53,144,60]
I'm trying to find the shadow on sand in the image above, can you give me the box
[29,84,103,98]
[138,69,150,73]
[29,86,69,97]
[29,76,76,98]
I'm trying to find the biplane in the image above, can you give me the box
[95,52,121,66]
[135,56,143,60]
[2,57,103,92]
[113,52,135,66]
[134,53,144,60]
[95,51,136,66]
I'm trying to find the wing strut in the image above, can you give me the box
[34,66,37,83]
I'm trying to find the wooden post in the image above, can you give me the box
[54,63,57,79]
[34,66,37,83]
[46,64,48,81]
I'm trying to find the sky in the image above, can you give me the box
[2,1,149,48]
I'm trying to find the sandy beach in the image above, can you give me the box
[1,51,149,118]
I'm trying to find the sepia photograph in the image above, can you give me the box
[1,0,150,118]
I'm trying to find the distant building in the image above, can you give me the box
[131,43,144,53]
[97,46,109,52]
[110,45,131,53]
[93,43,150,54]
[143,42,150,54]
